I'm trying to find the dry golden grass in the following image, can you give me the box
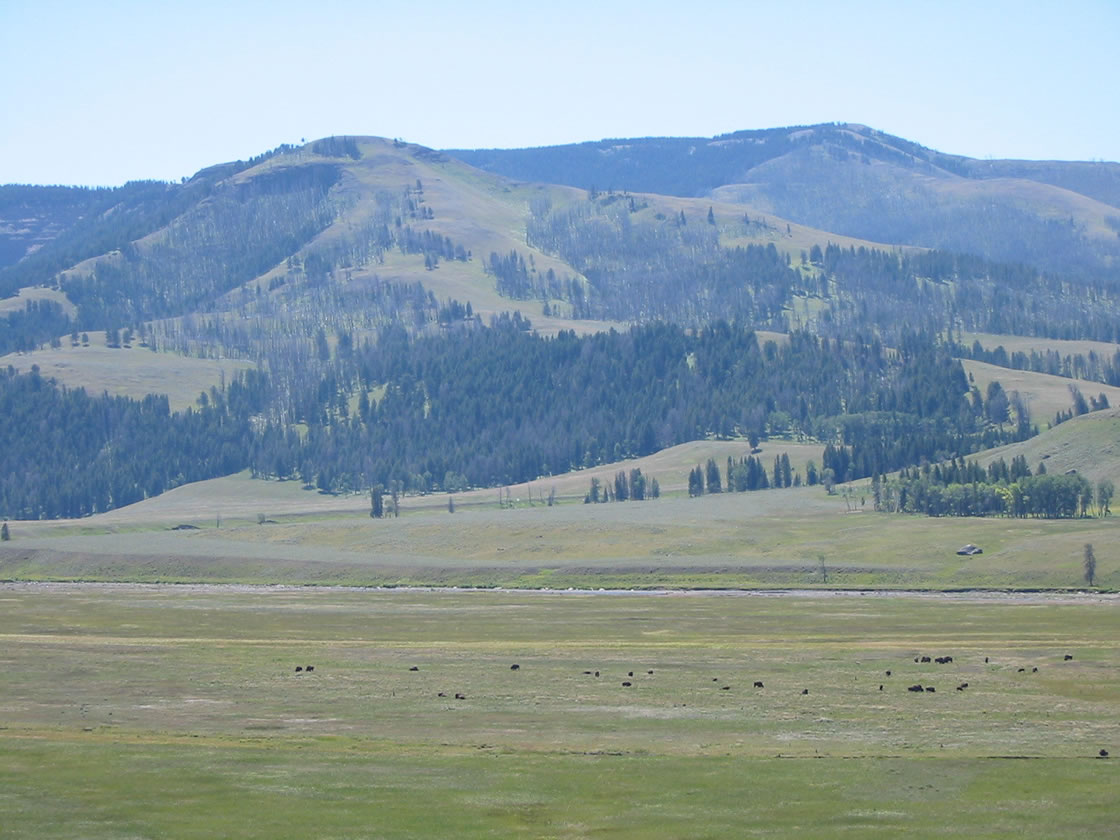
[0,339,254,411]
[961,358,1120,427]
[962,331,1120,359]
[0,285,77,317]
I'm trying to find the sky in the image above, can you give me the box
[3,0,1119,186]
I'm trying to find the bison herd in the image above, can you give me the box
[285,651,1107,758]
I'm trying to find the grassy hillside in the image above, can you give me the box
[0,336,254,411]
[963,331,1120,360]
[452,122,1120,277]
[961,359,1120,427]
[972,407,1120,487]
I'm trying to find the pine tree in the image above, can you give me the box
[1084,543,1097,586]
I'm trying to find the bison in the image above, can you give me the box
[510,664,520,671]
[754,681,764,688]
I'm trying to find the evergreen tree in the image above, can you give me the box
[705,459,722,493]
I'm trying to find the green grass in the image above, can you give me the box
[0,585,1116,837]
[6,485,1119,590]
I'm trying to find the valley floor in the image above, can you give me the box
[1,584,1116,837]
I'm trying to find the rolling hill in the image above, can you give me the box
[451,123,1120,277]
[3,128,1120,522]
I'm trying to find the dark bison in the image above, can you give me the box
[754,681,764,688]
[295,666,303,673]
[925,686,936,692]
[454,693,465,700]
[1064,654,1074,661]
[920,656,932,663]
[801,689,809,695]
[510,664,520,670]
[908,685,924,692]
[305,666,314,672]
[720,685,731,691]
[622,681,632,687]
[885,670,892,677]
[647,670,654,675]
[1100,749,1110,758]
[409,666,419,672]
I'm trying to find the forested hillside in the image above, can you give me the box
[1,323,1030,519]
[2,129,1117,520]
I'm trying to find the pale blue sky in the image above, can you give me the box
[3,0,1118,186]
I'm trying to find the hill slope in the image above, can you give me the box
[451,123,1120,277]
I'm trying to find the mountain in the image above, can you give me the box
[450,123,1120,277]
[2,129,1119,520]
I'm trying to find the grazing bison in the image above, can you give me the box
[409,666,420,672]
[885,670,892,677]
[1100,749,1110,758]
[583,670,592,675]
[879,685,883,691]
[925,686,936,692]
[720,685,731,691]
[295,666,303,673]
[594,671,600,677]
[510,664,520,670]
[438,692,446,697]
[908,685,924,692]
[985,657,989,663]
[1018,668,1026,672]
[1064,654,1074,661]
[622,681,632,687]
[454,693,465,700]
[647,670,654,675]
[801,689,809,695]
[754,681,764,688]
[305,666,314,672]
[920,656,931,663]
[628,671,634,677]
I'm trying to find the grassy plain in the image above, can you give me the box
[0,585,1116,838]
[4,482,1118,590]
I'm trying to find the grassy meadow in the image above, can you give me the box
[1,584,1117,838]
[4,455,1118,591]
